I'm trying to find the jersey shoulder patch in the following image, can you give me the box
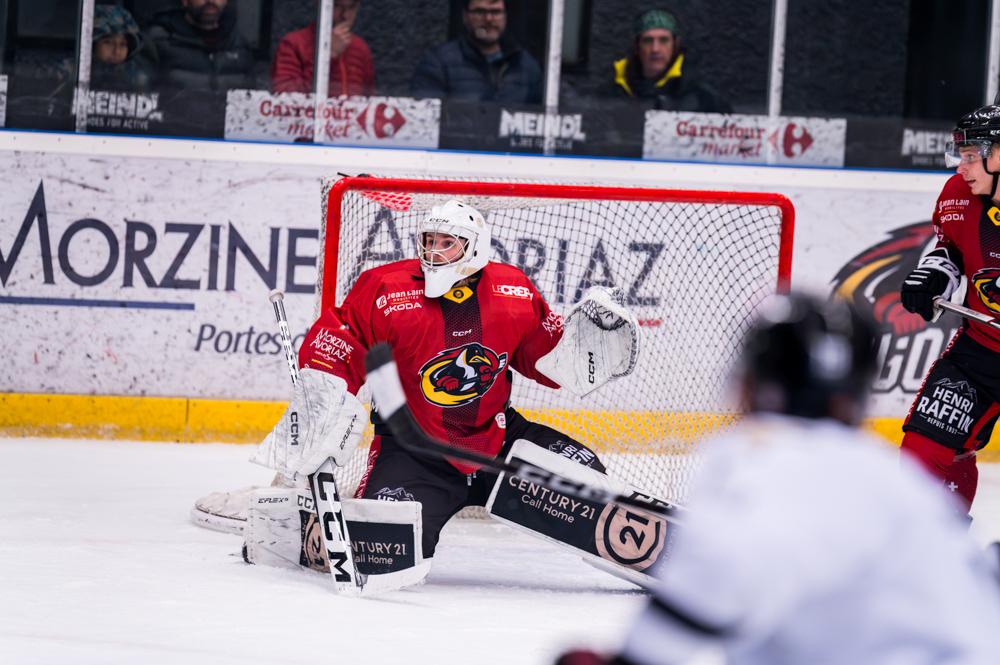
[482,263,541,304]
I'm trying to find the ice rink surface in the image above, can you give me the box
[2,437,999,665]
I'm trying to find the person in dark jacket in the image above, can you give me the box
[91,5,155,92]
[410,0,542,104]
[271,0,374,96]
[147,0,254,91]
[611,8,730,113]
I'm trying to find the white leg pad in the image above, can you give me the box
[190,472,299,535]
[244,488,430,592]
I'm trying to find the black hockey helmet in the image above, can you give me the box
[740,292,878,423]
[945,104,1000,168]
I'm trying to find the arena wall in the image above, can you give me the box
[0,131,990,457]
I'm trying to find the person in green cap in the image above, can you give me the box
[610,8,730,113]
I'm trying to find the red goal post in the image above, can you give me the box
[321,176,794,503]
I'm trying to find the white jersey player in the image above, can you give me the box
[557,293,1000,665]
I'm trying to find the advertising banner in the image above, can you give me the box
[82,88,226,138]
[845,117,951,170]
[438,101,644,158]
[0,153,330,400]
[0,146,957,423]
[777,176,951,418]
[83,89,166,134]
[224,90,440,148]
[898,124,951,169]
[642,111,846,167]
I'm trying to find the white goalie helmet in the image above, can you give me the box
[417,199,491,298]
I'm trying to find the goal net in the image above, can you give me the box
[320,177,794,505]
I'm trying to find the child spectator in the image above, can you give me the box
[91,5,154,92]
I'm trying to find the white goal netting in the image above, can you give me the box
[320,177,794,505]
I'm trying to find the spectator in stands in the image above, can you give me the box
[146,0,254,91]
[91,5,154,92]
[610,8,730,113]
[271,0,374,96]
[410,0,542,104]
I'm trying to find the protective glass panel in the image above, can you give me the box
[2,0,80,131]
[785,0,990,170]
[82,0,318,137]
[322,178,792,504]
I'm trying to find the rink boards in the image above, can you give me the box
[1,132,996,459]
[1,392,982,463]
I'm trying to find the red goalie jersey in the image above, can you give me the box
[297,259,564,473]
[931,174,1000,352]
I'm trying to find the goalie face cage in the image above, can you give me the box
[320,177,794,504]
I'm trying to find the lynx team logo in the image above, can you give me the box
[831,221,933,335]
[972,267,1000,314]
[830,222,961,394]
[419,343,508,407]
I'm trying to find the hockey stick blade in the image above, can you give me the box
[933,296,1000,330]
[364,343,683,524]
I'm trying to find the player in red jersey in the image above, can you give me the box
[198,199,641,579]
[899,104,1000,517]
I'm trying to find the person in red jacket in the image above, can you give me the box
[270,0,375,96]
[899,104,1000,519]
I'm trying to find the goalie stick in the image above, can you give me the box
[934,296,1000,330]
[363,342,685,525]
[269,289,363,596]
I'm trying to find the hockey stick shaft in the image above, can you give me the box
[271,292,300,384]
[268,289,362,595]
[934,296,1000,330]
[364,342,683,524]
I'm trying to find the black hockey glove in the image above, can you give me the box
[900,247,961,322]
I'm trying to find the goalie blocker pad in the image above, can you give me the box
[486,440,674,587]
[244,488,429,590]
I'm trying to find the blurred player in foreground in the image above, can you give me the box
[899,104,1000,520]
[557,293,1000,665]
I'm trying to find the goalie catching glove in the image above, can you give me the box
[536,286,641,398]
[251,367,367,480]
[900,247,962,322]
